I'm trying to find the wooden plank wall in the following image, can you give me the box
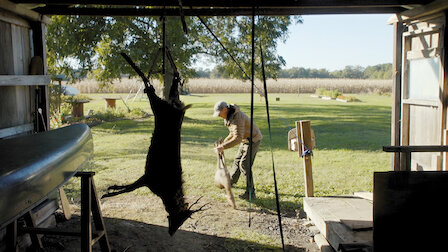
[400,14,445,170]
[0,11,34,132]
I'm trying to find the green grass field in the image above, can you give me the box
[65,93,392,214]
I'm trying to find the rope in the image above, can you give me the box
[260,36,286,252]
[197,16,264,97]
[248,6,255,227]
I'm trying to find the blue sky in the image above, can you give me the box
[278,14,393,71]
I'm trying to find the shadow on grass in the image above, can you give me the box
[181,103,391,152]
[249,197,302,218]
[43,215,306,252]
[90,100,391,153]
[266,103,391,151]
[232,185,304,216]
[92,118,154,135]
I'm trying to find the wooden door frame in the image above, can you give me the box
[399,14,446,171]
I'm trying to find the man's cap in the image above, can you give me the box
[213,101,227,117]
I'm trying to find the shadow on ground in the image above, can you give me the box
[43,215,307,252]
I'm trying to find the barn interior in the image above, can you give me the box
[1,0,447,251]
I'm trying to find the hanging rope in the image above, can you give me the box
[247,6,256,227]
[197,16,264,96]
[259,31,286,252]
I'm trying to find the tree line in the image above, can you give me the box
[196,63,392,79]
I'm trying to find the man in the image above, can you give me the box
[213,101,262,200]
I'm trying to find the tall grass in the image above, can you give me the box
[70,78,392,94]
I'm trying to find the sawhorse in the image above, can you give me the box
[7,171,111,252]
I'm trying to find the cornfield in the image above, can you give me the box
[69,78,392,94]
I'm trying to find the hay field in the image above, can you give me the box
[70,78,392,94]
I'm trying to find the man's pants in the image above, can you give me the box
[229,140,261,194]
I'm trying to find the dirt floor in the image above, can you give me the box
[42,194,320,252]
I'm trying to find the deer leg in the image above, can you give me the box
[107,185,127,190]
[102,176,146,199]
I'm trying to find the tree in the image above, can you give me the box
[364,63,392,79]
[195,68,211,78]
[330,65,364,79]
[47,16,196,86]
[278,64,392,79]
[47,15,300,96]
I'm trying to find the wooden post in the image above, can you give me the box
[400,104,410,171]
[391,20,403,171]
[444,130,448,171]
[81,174,92,252]
[104,98,118,109]
[432,154,442,171]
[91,180,111,251]
[70,100,89,117]
[6,220,18,252]
[76,171,111,252]
[295,122,303,157]
[296,120,314,197]
[72,102,85,117]
[31,21,49,132]
[443,14,448,171]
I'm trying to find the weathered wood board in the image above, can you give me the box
[0,15,36,134]
[0,75,50,86]
[354,191,373,201]
[304,196,373,251]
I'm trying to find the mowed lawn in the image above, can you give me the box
[66,93,392,213]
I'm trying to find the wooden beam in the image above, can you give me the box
[441,12,448,172]
[0,123,33,138]
[444,130,448,170]
[33,6,406,16]
[383,145,448,152]
[9,0,432,7]
[389,0,448,24]
[0,0,50,23]
[0,8,30,27]
[298,120,313,197]
[0,75,50,86]
[400,0,448,21]
[391,21,403,171]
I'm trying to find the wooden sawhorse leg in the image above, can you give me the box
[7,211,44,251]
[76,171,111,252]
[6,220,18,252]
[15,172,111,251]
[23,211,44,250]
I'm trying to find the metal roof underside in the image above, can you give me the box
[10,0,435,16]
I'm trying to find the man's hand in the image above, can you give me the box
[215,145,224,154]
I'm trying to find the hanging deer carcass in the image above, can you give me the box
[102,56,201,235]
